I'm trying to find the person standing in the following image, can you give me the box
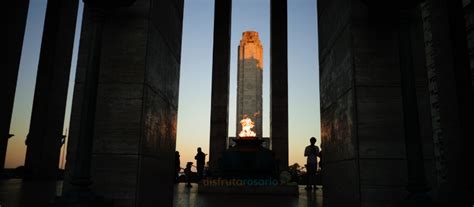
[304,137,320,190]
[174,151,180,183]
[184,162,193,187]
[194,147,206,179]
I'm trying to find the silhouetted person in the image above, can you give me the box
[175,151,180,183]
[305,137,320,190]
[184,162,193,187]
[194,147,206,179]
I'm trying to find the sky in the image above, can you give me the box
[6,0,319,170]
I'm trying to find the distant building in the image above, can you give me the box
[236,31,263,138]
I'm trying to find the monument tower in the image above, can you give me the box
[236,31,263,138]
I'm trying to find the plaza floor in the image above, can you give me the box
[173,183,323,207]
[0,179,323,207]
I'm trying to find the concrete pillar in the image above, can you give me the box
[318,1,435,206]
[54,6,109,207]
[3,0,29,175]
[270,0,289,171]
[65,0,184,205]
[24,0,79,180]
[398,8,430,200]
[209,0,232,170]
[446,2,474,204]
[420,0,474,205]
[65,5,106,190]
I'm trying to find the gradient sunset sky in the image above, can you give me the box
[6,0,320,169]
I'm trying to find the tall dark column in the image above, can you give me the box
[209,0,232,169]
[270,0,289,171]
[24,0,78,180]
[420,0,473,205]
[62,0,183,205]
[444,0,474,205]
[2,0,29,175]
[51,6,112,206]
[398,8,432,205]
[67,6,105,189]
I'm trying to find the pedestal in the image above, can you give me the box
[199,137,298,195]
[220,137,277,178]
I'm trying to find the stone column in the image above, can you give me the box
[209,0,232,170]
[2,0,29,175]
[64,0,184,205]
[445,2,474,204]
[24,0,79,180]
[318,1,435,206]
[397,8,431,202]
[270,0,289,171]
[420,0,474,205]
[67,5,106,189]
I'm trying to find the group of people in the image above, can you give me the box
[174,137,322,189]
[175,147,206,187]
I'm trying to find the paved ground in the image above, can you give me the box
[0,179,323,207]
[173,183,323,207]
[0,179,63,207]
